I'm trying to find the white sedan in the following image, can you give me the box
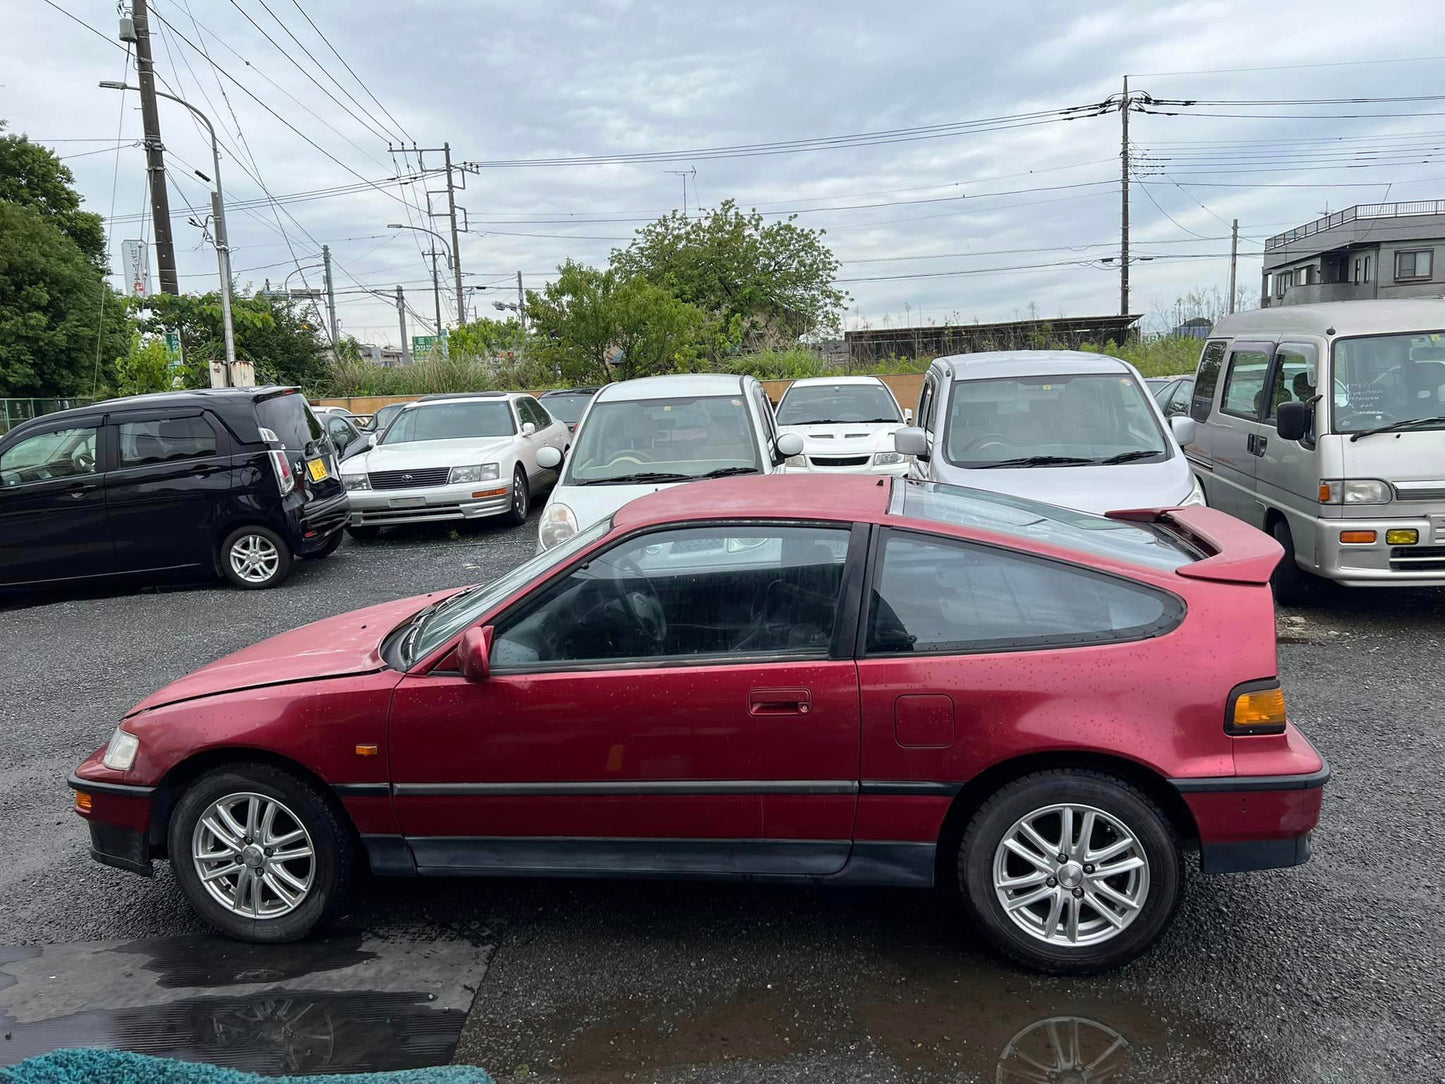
[775,375,913,476]
[340,392,567,537]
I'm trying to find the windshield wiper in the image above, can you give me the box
[700,466,760,478]
[576,471,692,486]
[399,600,442,665]
[972,455,1098,469]
[1098,450,1164,464]
[1349,416,1445,442]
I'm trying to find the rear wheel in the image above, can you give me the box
[506,465,530,525]
[220,526,292,589]
[346,526,382,541]
[168,762,355,942]
[958,770,1180,974]
[1270,518,1320,606]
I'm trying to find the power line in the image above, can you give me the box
[287,0,413,142]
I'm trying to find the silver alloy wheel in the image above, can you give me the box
[992,802,1149,948]
[995,1015,1130,1083]
[229,533,281,584]
[192,791,316,918]
[512,469,527,516]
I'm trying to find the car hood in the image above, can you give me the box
[124,592,452,715]
[545,480,695,536]
[931,456,1194,515]
[347,436,516,473]
[778,422,900,454]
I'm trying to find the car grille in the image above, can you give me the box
[1394,483,1445,501]
[368,466,451,489]
[809,455,871,468]
[1390,545,1445,571]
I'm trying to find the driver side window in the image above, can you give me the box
[491,525,853,670]
[0,425,99,488]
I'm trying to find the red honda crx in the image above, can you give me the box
[70,474,1327,973]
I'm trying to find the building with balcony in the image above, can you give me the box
[1262,201,1445,307]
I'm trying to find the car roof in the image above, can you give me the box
[934,350,1133,380]
[783,375,889,389]
[86,386,301,411]
[540,386,603,396]
[595,374,747,402]
[1210,299,1445,339]
[415,391,513,403]
[613,473,891,530]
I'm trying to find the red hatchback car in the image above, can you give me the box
[70,475,1327,973]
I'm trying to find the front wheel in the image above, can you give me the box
[506,465,530,525]
[1270,518,1321,606]
[958,770,1180,974]
[221,526,292,589]
[168,762,355,942]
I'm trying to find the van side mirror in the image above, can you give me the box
[460,625,493,682]
[894,427,929,459]
[775,432,804,459]
[536,445,563,470]
[1276,401,1310,442]
[1169,415,1197,447]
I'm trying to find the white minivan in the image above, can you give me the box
[1184,300,1445,599]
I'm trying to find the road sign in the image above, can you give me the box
[412,334,447,357]
[122,240,150,299]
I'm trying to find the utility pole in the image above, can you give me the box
[517,271,526,332]
[430,246,443,335]
[1227,218,1239,314]
[129,0,179,295]
[1120,75,1130,319]
[322,244,338,353]
[396,143,479,329]
[443,143,465,325]
[396,286,409,364]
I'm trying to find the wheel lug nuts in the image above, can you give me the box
[1046,877,1058,888]
[1083,863,1095,874]
[1057,854,1069,864]
[1072,887,1085,898]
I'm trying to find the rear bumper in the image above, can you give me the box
[1170,759,1329,874]
[68,772,155,878]
[293,492,350,552]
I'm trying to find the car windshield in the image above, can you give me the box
[563,394,762,484]
[382,401,515,444]
[1332,331,1445,433]
[255,392,324,450]
[405,517,612,664]
[541,394,593,425]
[891,479,1198,571]
[944,373,1168,467]
[775,383,902,425]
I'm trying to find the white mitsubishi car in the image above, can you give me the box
[774,376,913,476]
[341,392,567,537]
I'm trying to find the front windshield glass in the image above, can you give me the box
[563,394,761,484]
[542,394,593,425]
[1332,331,1445,433]
[943,373,1168,467]
[382,401,515,445]
[775,383,902,425]
[407,517,611,663]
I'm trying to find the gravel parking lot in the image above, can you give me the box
[2,523,1442,1083]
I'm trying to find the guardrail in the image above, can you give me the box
[1266,200,1445,251]
[0,398,97,436]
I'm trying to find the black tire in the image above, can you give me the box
[346,526,382,541]
[220,525,293,590]
[1269,518,1319,606]
[958,770,1181,974]
[311,531,344,558]
[168,762,355,943]
[506,465,530,525]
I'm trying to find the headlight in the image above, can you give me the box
[102,728,140,771]
[872,451,906,466]
[342,473,370,491]
[449,463,500,484]
[1319,479,1392,505]
[784,454,807,468]
[1181,476,1207,507]
[538,502,579,550]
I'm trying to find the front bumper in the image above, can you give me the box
[784,458,911,477]
[348,480,512,527]
[1301,512,1445,586]
[68,772,156,878]
[1170,759,1329,874]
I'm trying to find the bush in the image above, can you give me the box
[1078,337,1203,378]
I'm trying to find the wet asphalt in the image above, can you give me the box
[0,519,1442,1082]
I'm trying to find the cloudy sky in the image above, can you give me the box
[8,0,1445,346]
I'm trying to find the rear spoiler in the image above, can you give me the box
[1107,506,1284,585]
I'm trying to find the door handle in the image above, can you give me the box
[1253,435,1267,457]
[748,687,811,715]
[66,483,95,499]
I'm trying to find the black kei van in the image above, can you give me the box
[0,387,349,590]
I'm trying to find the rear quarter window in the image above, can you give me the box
[1191,341,1227,422]
[255,394,325,451]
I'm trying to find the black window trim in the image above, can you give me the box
[857,525,1186,661]
[1190,339,1228,423]
[111,410,229,469]
[1217,341,1277,423]
[470,517,870,678]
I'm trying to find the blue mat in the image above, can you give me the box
[0,1049,494,1084]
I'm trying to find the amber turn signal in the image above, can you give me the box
[1339,530,1376,544]
[1228,685,1287,736]
[472,487,508,498]
[355,744,379,757]
[74,791,93,813]
[1318,482,1332,503]
[1386,528,1419,545]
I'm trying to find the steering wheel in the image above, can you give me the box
[959,432,1013,455]
[609,556,667,647]
[602,452,652,469]
[72,449,96,473]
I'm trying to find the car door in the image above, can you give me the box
[0,418,113,585]
[105,410,233,572]
[749,381,783,470]
[1257,341,1323,560]
[1208,342,1274,524]
[909,372,940,480]
[387,521,866,877]
[518,397,564,485]
[326,414,365,461]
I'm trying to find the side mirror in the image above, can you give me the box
[904,408,914,424]
[894,426,930,459]
[536,445,563,470]
[459,625,493,682]
[521,421,537,437]
[1276,401,1310,442]
[1169,415,1197,447]
[775,432,804,459]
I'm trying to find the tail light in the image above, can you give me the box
[268,449,296,496]
[1226,680,1287,736]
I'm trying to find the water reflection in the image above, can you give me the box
[996,1016,1130,1084]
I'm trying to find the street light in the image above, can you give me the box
[387,224,452,332]
[101,80,236,378]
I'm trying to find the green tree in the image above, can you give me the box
[610,199,846,346]
[610,277,712,380]
[0,126,107,266]
[115,332,175,395]
[448,315,526,358]
[136,290,328,390]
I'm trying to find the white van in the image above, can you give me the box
[1185,300,1445,599]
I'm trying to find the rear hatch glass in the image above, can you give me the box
[255,392,342,499]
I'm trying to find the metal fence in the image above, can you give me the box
[0,398,97,437]
[1265,200,1445,251]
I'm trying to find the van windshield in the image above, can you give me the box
[943,374,1168,468]
[1332,331,1445,433]
[563,395,762,484]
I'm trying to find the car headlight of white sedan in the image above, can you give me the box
[539,502,579,549]
[341,472,370,491]
[873,451,906,466]
[449,463,500,484]
[1181,476,1207,507]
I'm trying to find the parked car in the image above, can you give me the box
[363,401,412,436]
[1151,375,1196,418]
[0,387,348,590]
[532,374,803,550]
[69,473,1327,972]
[1182,299,1445,599]
[895,351,1204,513]
[312,407,373,462]
[538,386,604,435]
[340,392,567,538]
[774,376,913,476]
